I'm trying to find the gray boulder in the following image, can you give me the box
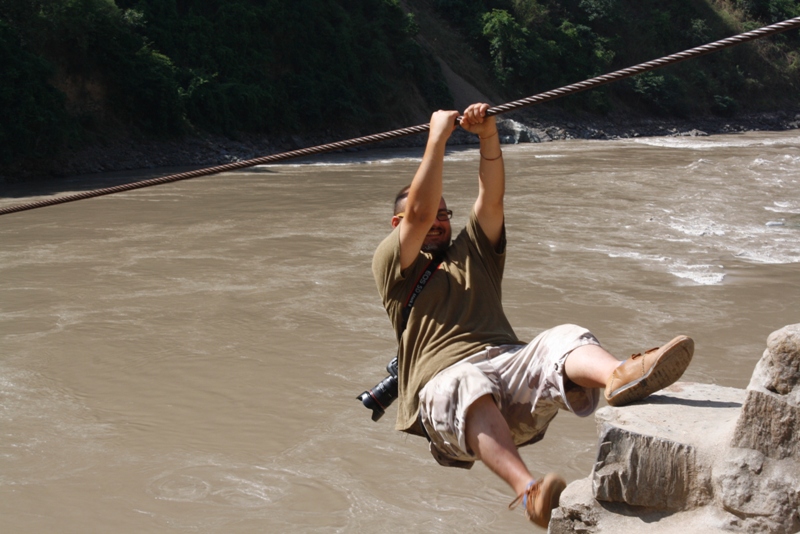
[731,324,800,460]
[550,323,800,533]
[496,118,543,144]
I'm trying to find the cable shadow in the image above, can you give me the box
[641,394,742,409]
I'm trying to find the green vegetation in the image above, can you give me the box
[112,0,451,133]
[0,0,798,173]
[0,18,73,166]
[0,0,451,171]
[431,0,800,116]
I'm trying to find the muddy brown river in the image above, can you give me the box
[1,131,799,532]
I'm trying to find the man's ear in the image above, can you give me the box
[391,216,401,228]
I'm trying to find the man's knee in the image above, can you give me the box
[464,393,501,429]
[464,393,512,453]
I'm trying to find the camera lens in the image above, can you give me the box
[357,372,398,421]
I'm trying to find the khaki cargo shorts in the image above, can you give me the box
[418,324,601,469]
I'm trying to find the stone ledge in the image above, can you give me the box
[552,477,734,533]
[551,324,800,534]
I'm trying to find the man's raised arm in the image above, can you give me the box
[460,103,504,249]
[395,109,459,270]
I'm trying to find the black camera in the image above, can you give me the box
[357,357,399,422]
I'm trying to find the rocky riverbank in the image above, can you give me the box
[3,110,799,182]
[550,323,800,534]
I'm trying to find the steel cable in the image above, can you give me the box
[2,16,799,217]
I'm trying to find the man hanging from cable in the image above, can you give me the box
[370,102,694,528]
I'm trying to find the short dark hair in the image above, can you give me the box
[393,184,410,215]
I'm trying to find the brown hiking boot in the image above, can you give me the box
[508,473,567,528]
[605,335,694,407]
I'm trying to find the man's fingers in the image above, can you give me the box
[460,103,491,129]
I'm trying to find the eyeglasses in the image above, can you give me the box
[395,210,453,221]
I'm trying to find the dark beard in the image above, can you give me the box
[421,240,450,255]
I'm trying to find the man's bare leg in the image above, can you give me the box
[462,346,621,491]
[463,345,621,488]
[464,393,532,496]
[563,343,620,388]
[464,393,567,527]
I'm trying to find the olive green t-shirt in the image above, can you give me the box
[372,209,522,434]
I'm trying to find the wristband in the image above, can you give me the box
[480,151,502,161]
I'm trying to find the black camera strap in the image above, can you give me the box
[357,254,444,422]
[403,255,445,440]
[398,254,444,341]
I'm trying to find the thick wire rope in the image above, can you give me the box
[2,16,799,217]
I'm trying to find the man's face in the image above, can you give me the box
[422,198,452,254]
[392,198,452,255]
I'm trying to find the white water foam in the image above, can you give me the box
[631,134,800,150]
[668,217,727,237]
[600,247,726,285]
[668,262,727,285]
[765,200,800,215]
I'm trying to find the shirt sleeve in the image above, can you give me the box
[373,226,426,339]
[372,225,405,303]
[466,208,507,278]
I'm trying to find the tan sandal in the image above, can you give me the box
[508,473,567,527]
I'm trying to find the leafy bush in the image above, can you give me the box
[712,94,739,116]
[0,0,450,171]
[629,71,687,116]
[736,0,800,23]
[480,4,615,112]
[482,9,532,87]
[0,19,74,165]
[1,0,185,137]
[117,0,449,134]
[433,0,798,115]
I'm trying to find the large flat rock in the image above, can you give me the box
[551,381,800,533]
[592,382,744,511]
[552,477,733,534]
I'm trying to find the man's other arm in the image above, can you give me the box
[397,109,459,269]
[460,104,504,249]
